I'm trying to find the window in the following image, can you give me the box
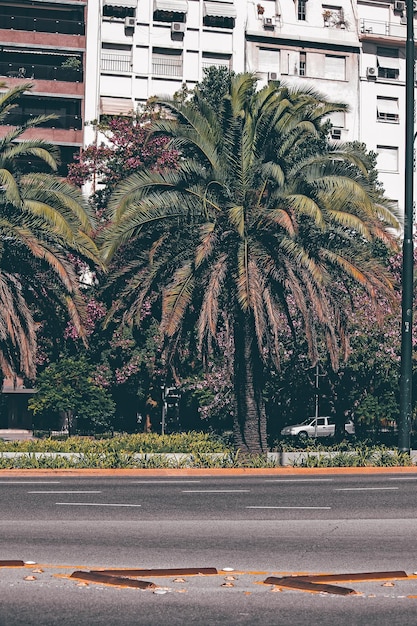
[377,146,398,172]
[152,48,183,77]
[103,0,135,19]
[258,47,279,73]
[298,0,307,21]
[101,44,132,73]
[324,55,345,80]
[299,52,306,76]
[328,111,345,128]
[5,96,82,130]
[327,111,345,138]
[202,52,231,71]
[322,4,346,27]
[203,1,236,29]
[377,97,399,123]
[377,47,399,80]
[153,0,188,23]
[100,97,133,117]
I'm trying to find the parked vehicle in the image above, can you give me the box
[280,416,355,439]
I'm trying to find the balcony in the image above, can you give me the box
[152,54,183,77]
[360,18,406,39]
[4,112,82,130]
[202,59,231,71]
[101,54,132,73]
[3,96,82,131]
[1,61,82,83]
[0,14,84,36]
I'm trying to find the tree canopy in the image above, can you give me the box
[0,84,101,381]
[99,74,400,453]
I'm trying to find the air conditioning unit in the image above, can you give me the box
[268,72,279,81]
[394,0,405,11]
[124,17,135,28]
[263,16,275,28]
[366,66,377,78]
[171,21,185,33]
[331,128,342,140]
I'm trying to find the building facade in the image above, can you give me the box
[0,0,413,211]
[0,0,87,173]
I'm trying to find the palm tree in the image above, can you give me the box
[0,84,101,380]
[101,74,400,455]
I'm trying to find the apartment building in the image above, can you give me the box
[0,0,412,212]
[358,0,409,210]
[83,0,245,145]
[0,0,87,173]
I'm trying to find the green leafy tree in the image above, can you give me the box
[100,74,399,454]
[28,356,115,434]
[192,65,236,111]
[0,84,101,381]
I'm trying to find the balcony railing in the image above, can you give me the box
[0,14,84,35]
[152,55,183,77]
[202,59,231,70]
[101,55,131,73]
[1,62,82,83]
[4,112,82,130]
[360,18,406,39]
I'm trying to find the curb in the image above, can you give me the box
[1,466,417,477]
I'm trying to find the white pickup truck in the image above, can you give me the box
[280,416,355,439]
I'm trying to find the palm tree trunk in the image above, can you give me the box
[232,313,268,455]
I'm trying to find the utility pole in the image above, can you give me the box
[399,0,415,452]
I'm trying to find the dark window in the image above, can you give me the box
[4,96,82,131]
[298,0,307,21]
[299,52,306,76]
[103,5,135,18]
[153,10,186,22]
[203,15,235,29]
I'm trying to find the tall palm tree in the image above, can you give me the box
[0,84,101,380]
[101,74,400,454]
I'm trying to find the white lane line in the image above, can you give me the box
[56,502,141,507]
[182,490,250,493]
[388,477,417,480]
[265,479,333,483]
[246,506,331,510]
[0,481,61,484]
[334,487,399,491]
[133,480,201,484]
[28,491,102,494]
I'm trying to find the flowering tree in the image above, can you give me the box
[67,110,179,214]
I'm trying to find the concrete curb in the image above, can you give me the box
[1,466,417,477]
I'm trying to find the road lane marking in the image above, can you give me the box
[133,480,201,483]
[28,491,102,494]
[265,479,334,482]
[334,487,399,491]
[388,477,417,480]
[0,481,61,484]
[182,489,250,493]
[246,506,331,510]
[55,503,141,507]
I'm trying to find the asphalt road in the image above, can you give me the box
[1,471,417,625]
